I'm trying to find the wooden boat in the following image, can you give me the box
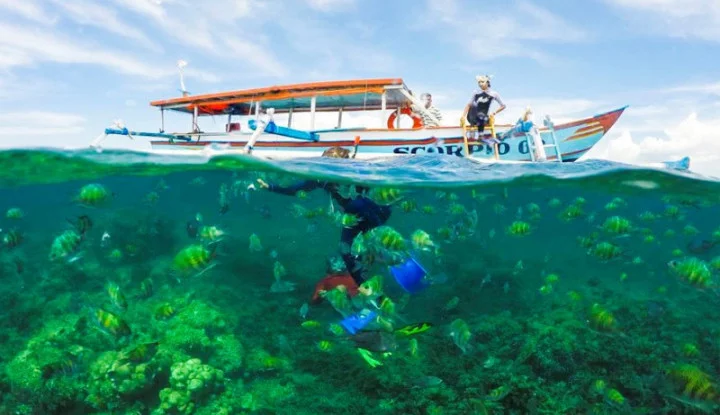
[96,78,626,162]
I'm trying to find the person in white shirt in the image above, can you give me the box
[414,93,443,127]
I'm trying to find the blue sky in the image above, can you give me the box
[0,0,718,175]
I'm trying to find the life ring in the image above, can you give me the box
[387,107,423,129]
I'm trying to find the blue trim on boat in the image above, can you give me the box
[248,120,318,141]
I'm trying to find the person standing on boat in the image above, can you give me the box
[414,93,443,127]
[462,75,506,141]
[255,147,391,289]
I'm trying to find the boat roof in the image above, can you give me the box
[150,78,414,116]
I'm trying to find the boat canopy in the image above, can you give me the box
[150,78,414,116]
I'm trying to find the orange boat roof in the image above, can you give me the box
[150,78,414,116]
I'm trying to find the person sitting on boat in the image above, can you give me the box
[462,75,506,142]
[413,93,443,127]
[255,147,391,288]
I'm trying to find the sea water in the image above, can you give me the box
[1,149,719,414]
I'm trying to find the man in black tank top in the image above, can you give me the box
[462,75,506,140]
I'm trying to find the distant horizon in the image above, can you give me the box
[0,0,718,176]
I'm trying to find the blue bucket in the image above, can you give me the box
[390,257,428,294]
[340,310,377,335]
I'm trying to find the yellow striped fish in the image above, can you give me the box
[395,322,433,336]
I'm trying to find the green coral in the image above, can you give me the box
[85,350,159,411]
[246,378,296,412]
[208,334,243,375]
[5,317,88,411]
[153,358,224,415]
[154,300,236,365]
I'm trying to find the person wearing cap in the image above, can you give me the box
[413,93,443,127]
[462,75,506,141]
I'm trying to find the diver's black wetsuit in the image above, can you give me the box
[267,181,391,285]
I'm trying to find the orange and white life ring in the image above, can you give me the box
[387,107,423,129]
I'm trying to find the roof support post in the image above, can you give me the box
[160,108,165,133]
[288,107,293,128]
[337,107,343,128]
[192,105,198,132]
[381,91,387,127]
[310,96,317,130]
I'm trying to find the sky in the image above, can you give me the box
[0,0,719,177]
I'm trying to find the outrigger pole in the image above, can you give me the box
[90,120,189,150]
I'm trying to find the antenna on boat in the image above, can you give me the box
[177,59,189,97]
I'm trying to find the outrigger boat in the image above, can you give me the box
[95,78,627,162]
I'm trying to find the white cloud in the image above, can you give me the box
[500,98,605,123]
[0,45,34,68]
[662,82,720,97]
[0,112,86,138]
[605,0,720,41]
[50,0,162,51]
[112,0,287,77]
[305,0,355,12]
[586,112,720,178]
[0,0,55,24]
[0,21,219,81]
[422,0,587,63]
[219,37,287,78]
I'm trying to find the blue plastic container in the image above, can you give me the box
[390,257,428,294]
[340,310,377,335]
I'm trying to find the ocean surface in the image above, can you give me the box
[1,148,719,415]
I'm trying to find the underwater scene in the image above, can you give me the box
[1,150,720,415]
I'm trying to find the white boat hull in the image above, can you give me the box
[148,107,627,163]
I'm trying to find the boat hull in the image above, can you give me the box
[149,107,626,162]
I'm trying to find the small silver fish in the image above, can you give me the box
[479,274,492,291]
[299,303,309,320]
[270,280,296,293]
[409,376,443,389]
[100,231,111,248]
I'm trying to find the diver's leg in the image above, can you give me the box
[477,114,487,139]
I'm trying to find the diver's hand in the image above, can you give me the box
[256,178,269,189]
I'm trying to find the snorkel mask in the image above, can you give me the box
[476,74,491,88]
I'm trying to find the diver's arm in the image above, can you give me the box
[492,104,506,117]
[257,178,321,195]
[491,92,506,117]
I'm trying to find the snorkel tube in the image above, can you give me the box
[352,136,361,159]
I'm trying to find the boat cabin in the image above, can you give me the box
[149,78,434,134]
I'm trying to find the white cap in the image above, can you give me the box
[475,74,491,83]
[266,108,275,116]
